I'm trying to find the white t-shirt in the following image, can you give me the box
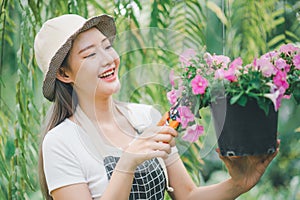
[42,102,177,199]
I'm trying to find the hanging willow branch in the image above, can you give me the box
[0,0,9,108]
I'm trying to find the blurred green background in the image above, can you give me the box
[0,0,299,199]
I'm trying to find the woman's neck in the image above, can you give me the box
[78,95,116,123]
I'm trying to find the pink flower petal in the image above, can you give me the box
[264,90,280,111]
[177,106,194,128]
[212,55,231,68]
[167,89,178,105]
[204,52,213,67]
[214,68,237,82]
[257,57,277,77]
[280,44,300,54]
[293,54,300,70]
[262,51,279,59]
[229,57,243,70]
[275,58,290,72]
[273,70,289,89]
[224,68,238,82]
[182,124,204,143]
[191,75,208,95]
[214,68,225,79]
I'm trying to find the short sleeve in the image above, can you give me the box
[42,132,86,194]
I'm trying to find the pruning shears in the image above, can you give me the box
[157,99,181,130]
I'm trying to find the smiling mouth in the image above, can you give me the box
[98,68,115,79]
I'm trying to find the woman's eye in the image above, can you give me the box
[84,53,96,58]
[105,45,112,50]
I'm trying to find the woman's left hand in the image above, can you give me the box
[217,139,280,194]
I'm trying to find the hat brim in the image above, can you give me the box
[43,14,116,102]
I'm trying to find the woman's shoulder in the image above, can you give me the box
[43,119,81,148]
[47,118,78,135]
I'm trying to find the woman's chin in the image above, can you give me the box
[111,81,121,94]
[97,80,121,96]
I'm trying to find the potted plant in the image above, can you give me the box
[167,44,300,156]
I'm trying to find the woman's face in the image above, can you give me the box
[66,27,120,100]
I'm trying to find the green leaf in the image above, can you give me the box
[257,98,270,116]
[230,92,243,105]
[237,95,248,107]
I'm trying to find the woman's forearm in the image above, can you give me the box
[187,178,243,200]
[100,171,134,200]
[166,156,246,200]
[100,156,136,200]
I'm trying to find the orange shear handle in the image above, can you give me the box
[157,112,180,129]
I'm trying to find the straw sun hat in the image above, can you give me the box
[34,14,116,101]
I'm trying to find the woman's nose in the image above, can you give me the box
[100,50,114,67]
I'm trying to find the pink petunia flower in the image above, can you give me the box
[167,86,184,105]
[214,68,237,82]
[266,82,277,93]
[275,87,287,111]
[180,49,196,67]
[214,68,225,79]
[256,57,277,77]
[273,70,289,90]
[177,106,194,128]
[204,52,213,67]
[275,58,290,72]
[167,89,178,105]
[191,75,208,95]
[225,67,238,82]
[280,44,300,54]
[293,54,300,70]
[229,57,243,70]
[262,51,279,59]
[264,85,287,111]
[264,90,281,111]
[252,58,259,71]
[227,74,237,82]
[182,124,204,143]
[212,55,231,68]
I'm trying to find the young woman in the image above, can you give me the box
[34,14,278,200]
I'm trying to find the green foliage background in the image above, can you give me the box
[0,0,299,199]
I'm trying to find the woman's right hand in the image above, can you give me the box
[117,126,178,172]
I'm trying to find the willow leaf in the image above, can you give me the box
[206,1,228,25]
[285,30,300,41]
[268,34,285,47]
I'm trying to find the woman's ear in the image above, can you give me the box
[56,67,73,84]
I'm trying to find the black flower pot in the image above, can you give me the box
[211,97,278,156]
